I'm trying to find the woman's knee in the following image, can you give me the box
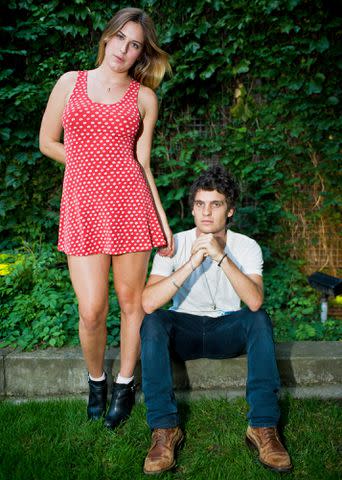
[79,302,108,332]
[116,285,142,315]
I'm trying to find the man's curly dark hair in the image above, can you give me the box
[188,165,240,210]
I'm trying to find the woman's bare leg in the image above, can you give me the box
[68,254,111,377]
[112,250,151,377]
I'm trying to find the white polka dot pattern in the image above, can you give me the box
[58,71,166,256]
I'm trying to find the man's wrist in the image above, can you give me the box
[171,279,181,289]
[215,252,228,267]
[213,251,225,263]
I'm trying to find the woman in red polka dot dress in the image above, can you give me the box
[39,8,173,427]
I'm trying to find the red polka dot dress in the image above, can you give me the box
[58,71,166,256]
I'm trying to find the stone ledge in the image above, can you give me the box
[1,341,341,399]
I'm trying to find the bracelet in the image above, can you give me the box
[172,280,181,289]
[217,253,227,267]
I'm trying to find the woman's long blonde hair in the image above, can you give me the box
[96,8,171,90]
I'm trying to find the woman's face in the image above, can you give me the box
[103,21,145,73]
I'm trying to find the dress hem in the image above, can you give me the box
[57,243,166,256]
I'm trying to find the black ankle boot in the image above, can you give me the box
[104,380,136,429]
[87,373,108,420]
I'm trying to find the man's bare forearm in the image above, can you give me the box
[142,261,194,314]
[219,256,263,311]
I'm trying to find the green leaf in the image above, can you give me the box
[200,64,217,79]
[232,59,250,75]
[316,36,330,53]
[186,42,201,54]
[327,96,339,105]
[306,73,326,94]
[195,20,210,38]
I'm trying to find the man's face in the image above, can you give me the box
[192,189,234,235]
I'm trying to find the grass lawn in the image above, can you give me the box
[0,397,341,480]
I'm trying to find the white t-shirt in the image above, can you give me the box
[150,228,263,317]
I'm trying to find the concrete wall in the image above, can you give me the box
[1,342,341,399]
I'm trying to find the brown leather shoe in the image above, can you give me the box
[246,426,292,472]
[143,427,184,475]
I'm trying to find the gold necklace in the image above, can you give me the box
[93,74,117,93]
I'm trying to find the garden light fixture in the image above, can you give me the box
[307,272,342,322]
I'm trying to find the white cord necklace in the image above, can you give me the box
[174,258,222,311]
[200,260,222,310]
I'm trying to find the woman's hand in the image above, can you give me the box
[158,224,174,257]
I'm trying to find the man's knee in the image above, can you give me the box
[244,308,273,333]
[140,310,170,342]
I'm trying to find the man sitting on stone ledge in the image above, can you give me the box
[140,165,292,475]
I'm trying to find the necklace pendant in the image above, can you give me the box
[107,87,111,93]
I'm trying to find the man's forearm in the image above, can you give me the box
[142,261,194,314]
[220,256,263,311]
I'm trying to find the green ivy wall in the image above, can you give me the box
[0,0,341,349]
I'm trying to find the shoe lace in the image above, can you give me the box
[153,429,167,444]
[152,429,173,450]
[261,427,278,448]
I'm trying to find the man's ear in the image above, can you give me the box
[227,208,235,219]
[191,208,195,217]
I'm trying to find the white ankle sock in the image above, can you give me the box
[116,373,134,384]
[89,372,106,382]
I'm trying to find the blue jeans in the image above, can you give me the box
[140,308,281,430]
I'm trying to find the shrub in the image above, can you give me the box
[1,245,340,350]
[0,244,120,350]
